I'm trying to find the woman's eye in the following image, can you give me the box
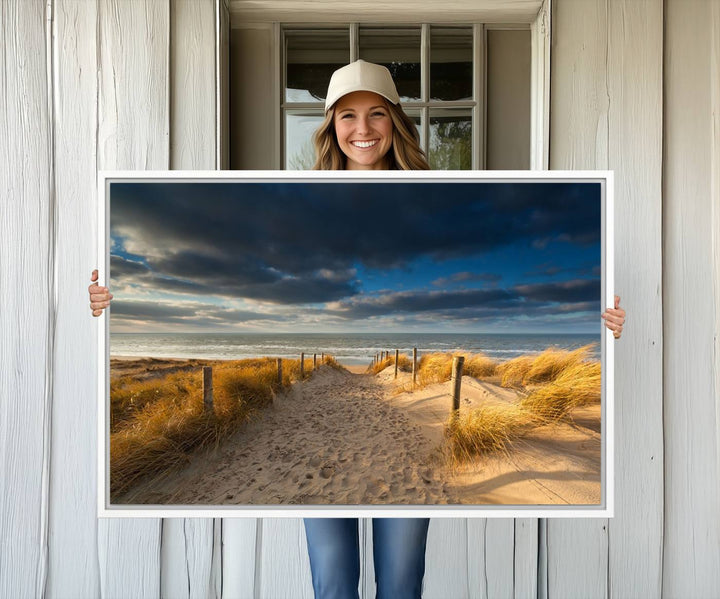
[372,111,387,117]
[340,113,354,119]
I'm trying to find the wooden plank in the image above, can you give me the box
[547,1,609,595]
[161,520,217,599]
[222,519,258,598]
[164,1,220,596]
[257,518,314,598]
[0,1,52,597]
[513,519,538,598]
[466,519,515,599]
[170,0,216,170]
[606,1,664,597]
[424,519,470,598]
[46,0,102,597]
[663,0,720,595]
[96,1,169,595]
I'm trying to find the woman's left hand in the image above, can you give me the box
[602,295,626,339]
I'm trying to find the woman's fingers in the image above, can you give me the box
[602,311,624,326]
[89,270,112,316]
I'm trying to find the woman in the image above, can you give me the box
[88,60,626,598]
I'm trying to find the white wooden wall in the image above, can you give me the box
[1,0,718,597]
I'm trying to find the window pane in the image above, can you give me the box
[430,27,473,101]
[285,112,324,170]
[286,30,349,103]
[402,109,423,148]
[359,28,421,102]
[429,109,472,170]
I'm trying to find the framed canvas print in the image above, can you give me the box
[97,170,614,518]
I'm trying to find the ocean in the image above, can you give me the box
[110,332,601,365]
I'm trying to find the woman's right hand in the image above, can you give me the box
[89,269,113,317]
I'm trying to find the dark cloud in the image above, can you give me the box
[513,279,600,303]
[431,271,502,287]
[111,255,151,278]
[524,262,602,278]
[110,299,287,327]
[110,181,601,304]
[326,278,599,321]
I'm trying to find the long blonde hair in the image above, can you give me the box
[312,100,430,171]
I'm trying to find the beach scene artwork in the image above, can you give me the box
[107,179,605,508]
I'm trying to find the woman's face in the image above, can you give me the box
[333,91,394,170]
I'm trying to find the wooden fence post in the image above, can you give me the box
[300,352,305,379]
[277,358,283,385]
[395,349,399,379]
[313,353,317,370]
[451,356,465,413]
[412,347,418,387]
[203,366,213,414]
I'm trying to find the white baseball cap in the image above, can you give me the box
[324,60,400,112]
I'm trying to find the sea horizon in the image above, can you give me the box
[110,331,601,365]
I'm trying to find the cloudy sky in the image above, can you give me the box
[109,180,602,334]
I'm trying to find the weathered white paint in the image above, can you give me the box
[221,519,258,597]
[0,1,52,597]
[170,0,216,171]
[258,519,314,597]
[549,2,664,598]
[96,0,169,595]
[663,0,720,595]
[228,0,543,24]
[47,1,101,597]
[422,519,471,598]
[605,1,664,596]
[3,0,720,597]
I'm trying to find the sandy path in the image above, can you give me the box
[117,366,454,506]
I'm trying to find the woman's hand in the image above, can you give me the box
[601,295,625,339]
[89,269,113,317]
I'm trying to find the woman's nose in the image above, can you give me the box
[355,116,371,134]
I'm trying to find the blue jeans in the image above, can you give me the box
[303,518,430,599]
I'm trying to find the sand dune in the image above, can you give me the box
[115,363,601,507]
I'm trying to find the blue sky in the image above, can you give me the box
[109,181,602,334]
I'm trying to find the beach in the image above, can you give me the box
[111,357,601,506]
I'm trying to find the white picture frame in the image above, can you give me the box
[97,169,614,519]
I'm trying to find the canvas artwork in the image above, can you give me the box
[99,171,612,517]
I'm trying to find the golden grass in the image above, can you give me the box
[520,360,601,420]
[367,354,413,375]
[110,356,339,497]
[495,344,597,388]
[416,352,497,386]
[443,405,540,461]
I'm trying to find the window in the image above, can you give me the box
[283,25,483,170]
